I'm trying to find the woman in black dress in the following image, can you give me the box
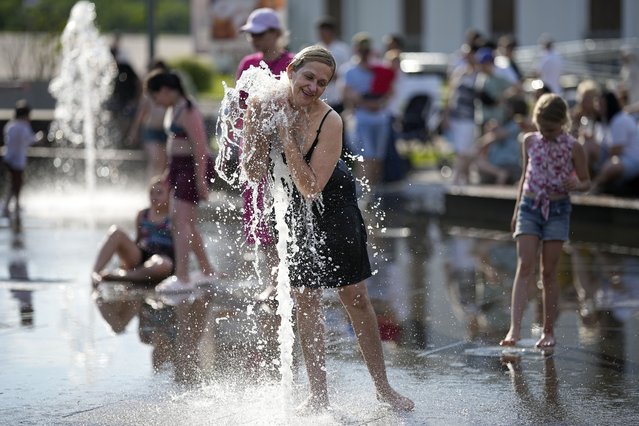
[242,45,414,412]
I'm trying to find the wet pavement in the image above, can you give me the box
[1,183,639,425]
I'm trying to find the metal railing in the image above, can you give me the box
[515,37,639,84]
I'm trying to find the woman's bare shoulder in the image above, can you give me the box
[318,108,342,135]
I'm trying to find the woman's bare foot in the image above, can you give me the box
[535,332,556,348]
[295,394,329,414]
[377,388,415,412]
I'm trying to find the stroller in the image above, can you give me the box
[395,93,434,143]
[392,92,450,171]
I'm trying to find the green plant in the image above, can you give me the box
[210,74,235,99]
[169,57,215,93]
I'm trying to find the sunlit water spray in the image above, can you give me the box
[48,1,116,195]
[216,65,315,406]
[215,64,390,411]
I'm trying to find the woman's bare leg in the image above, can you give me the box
[145,142,168,178]
[92,226,142,285]
[172,199,196,282]
[338,282,414,411]
[293,286,328,409]
[190,223,214,275]
[104,255,173,283]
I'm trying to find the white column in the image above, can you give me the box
[335,0,398,52]
[622,0,639,39]
[426,0,466,53]
[286,0,324,51]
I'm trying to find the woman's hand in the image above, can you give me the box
[277,113,301,147]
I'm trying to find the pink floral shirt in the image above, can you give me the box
[522,131,575,219]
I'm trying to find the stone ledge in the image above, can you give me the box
[1,145,145,161]
[443,184,639,248]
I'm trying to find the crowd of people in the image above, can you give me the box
[3,5,639,415]
[441,30,639,195]
[85,8,415,413]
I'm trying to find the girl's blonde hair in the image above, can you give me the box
[532,93,571,130]
[288,45,336,81]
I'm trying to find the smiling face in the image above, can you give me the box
[286,61,333,108]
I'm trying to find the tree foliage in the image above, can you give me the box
[0,0,190,34]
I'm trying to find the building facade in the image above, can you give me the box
[285,0,639,53]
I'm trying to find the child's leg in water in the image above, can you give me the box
[536,240,563,348]
[501,235,540,346]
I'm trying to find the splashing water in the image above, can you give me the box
[215,64,313,404]
[48,1,116,193]
[216,64,390,409]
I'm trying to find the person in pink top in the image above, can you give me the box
[501,93,590,349]
[236,8,294,301]
[236,8,294,81]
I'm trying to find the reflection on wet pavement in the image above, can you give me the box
[1,190,638,424]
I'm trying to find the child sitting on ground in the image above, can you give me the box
[91,176,174,286]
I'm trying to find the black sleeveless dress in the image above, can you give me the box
[287,110,372,288]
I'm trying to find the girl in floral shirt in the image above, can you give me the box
[501,93,590,348]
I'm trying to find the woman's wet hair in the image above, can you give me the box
[533,93,570,129]
[145,70,192,108]
[289,45,336,81]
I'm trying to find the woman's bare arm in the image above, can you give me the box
[242,101,271,183]
[183,104,210,198]
[281,110,342,199]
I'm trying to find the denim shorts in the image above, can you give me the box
[514,196,572,241]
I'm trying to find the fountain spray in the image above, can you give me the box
[49,1,116,193]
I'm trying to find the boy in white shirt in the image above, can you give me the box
[2,100,37,229]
